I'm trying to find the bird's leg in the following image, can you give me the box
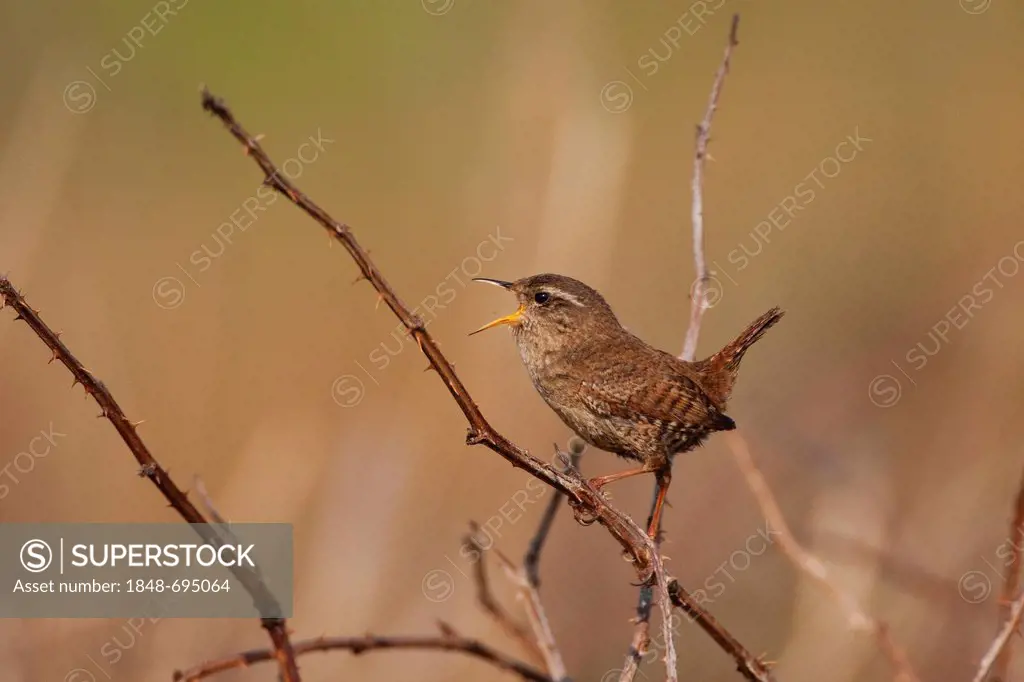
[587,465,656,491]
[647,466,672,540]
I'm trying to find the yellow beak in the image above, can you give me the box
[469,303,526,336]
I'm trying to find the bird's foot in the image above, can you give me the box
[568,497,598,526]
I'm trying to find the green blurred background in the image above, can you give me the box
[1,0,1023,679]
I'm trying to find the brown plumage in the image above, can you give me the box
[471,273,783,537]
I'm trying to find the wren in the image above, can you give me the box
[471,273,783,537]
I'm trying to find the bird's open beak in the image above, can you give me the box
[470,278,521,335]
[471,278,513,290]
[470,304,525,335]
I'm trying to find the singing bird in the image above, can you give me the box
[471,274,783,537]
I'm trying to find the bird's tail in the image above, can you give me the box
[696,307,784,404]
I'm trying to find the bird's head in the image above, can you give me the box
[470,274,620,345]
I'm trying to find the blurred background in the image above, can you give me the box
[0,0,1023,680]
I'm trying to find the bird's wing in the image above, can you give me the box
[576,347,724,430]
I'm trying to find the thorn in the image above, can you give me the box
[131,419,146,429]
[48,349,59,364]
[374,293,385,311]
[351,274,366,286]
[71,378,80,389]
[96,411,108,419]
[30,307,40,315]
[13,314,22,321]
[243,135,264,155]
[436,620,458,638]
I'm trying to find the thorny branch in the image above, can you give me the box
[172,628,554,682]
[667,581,776,682]
[726,432,919,682]
[201,87,773,682]
[0,278,302,682]
[624,14,742,682]
[199,89,657,580]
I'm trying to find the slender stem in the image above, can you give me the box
[681,13,740,362]
[974,592,1024,682]
[513,443,584,682]
[524,443,582,588]
[173,630,553,682]
[466,523,542,661]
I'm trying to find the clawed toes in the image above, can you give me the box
[568,499,598,526]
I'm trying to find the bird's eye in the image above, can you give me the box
[534,291,551,304]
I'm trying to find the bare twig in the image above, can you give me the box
[0,278,302,682]
[494,549,569,682]
[466,523,542,661]
[992,466,1024,681]
[619,581,655,682]
[623,15,742,682]
[666,580,776,682]
[974,592,1024,682]
[173,627,554,682]
[524,440,584,587]
[681,12,740,362]
[467,442,582,679]
[200,88,767,682]
[500,442,584,682]
[726,432,919,682]
[652,553,679,682]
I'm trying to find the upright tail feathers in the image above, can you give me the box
[696,307,784,405]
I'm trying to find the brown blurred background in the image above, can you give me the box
[1,0,1023,680]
